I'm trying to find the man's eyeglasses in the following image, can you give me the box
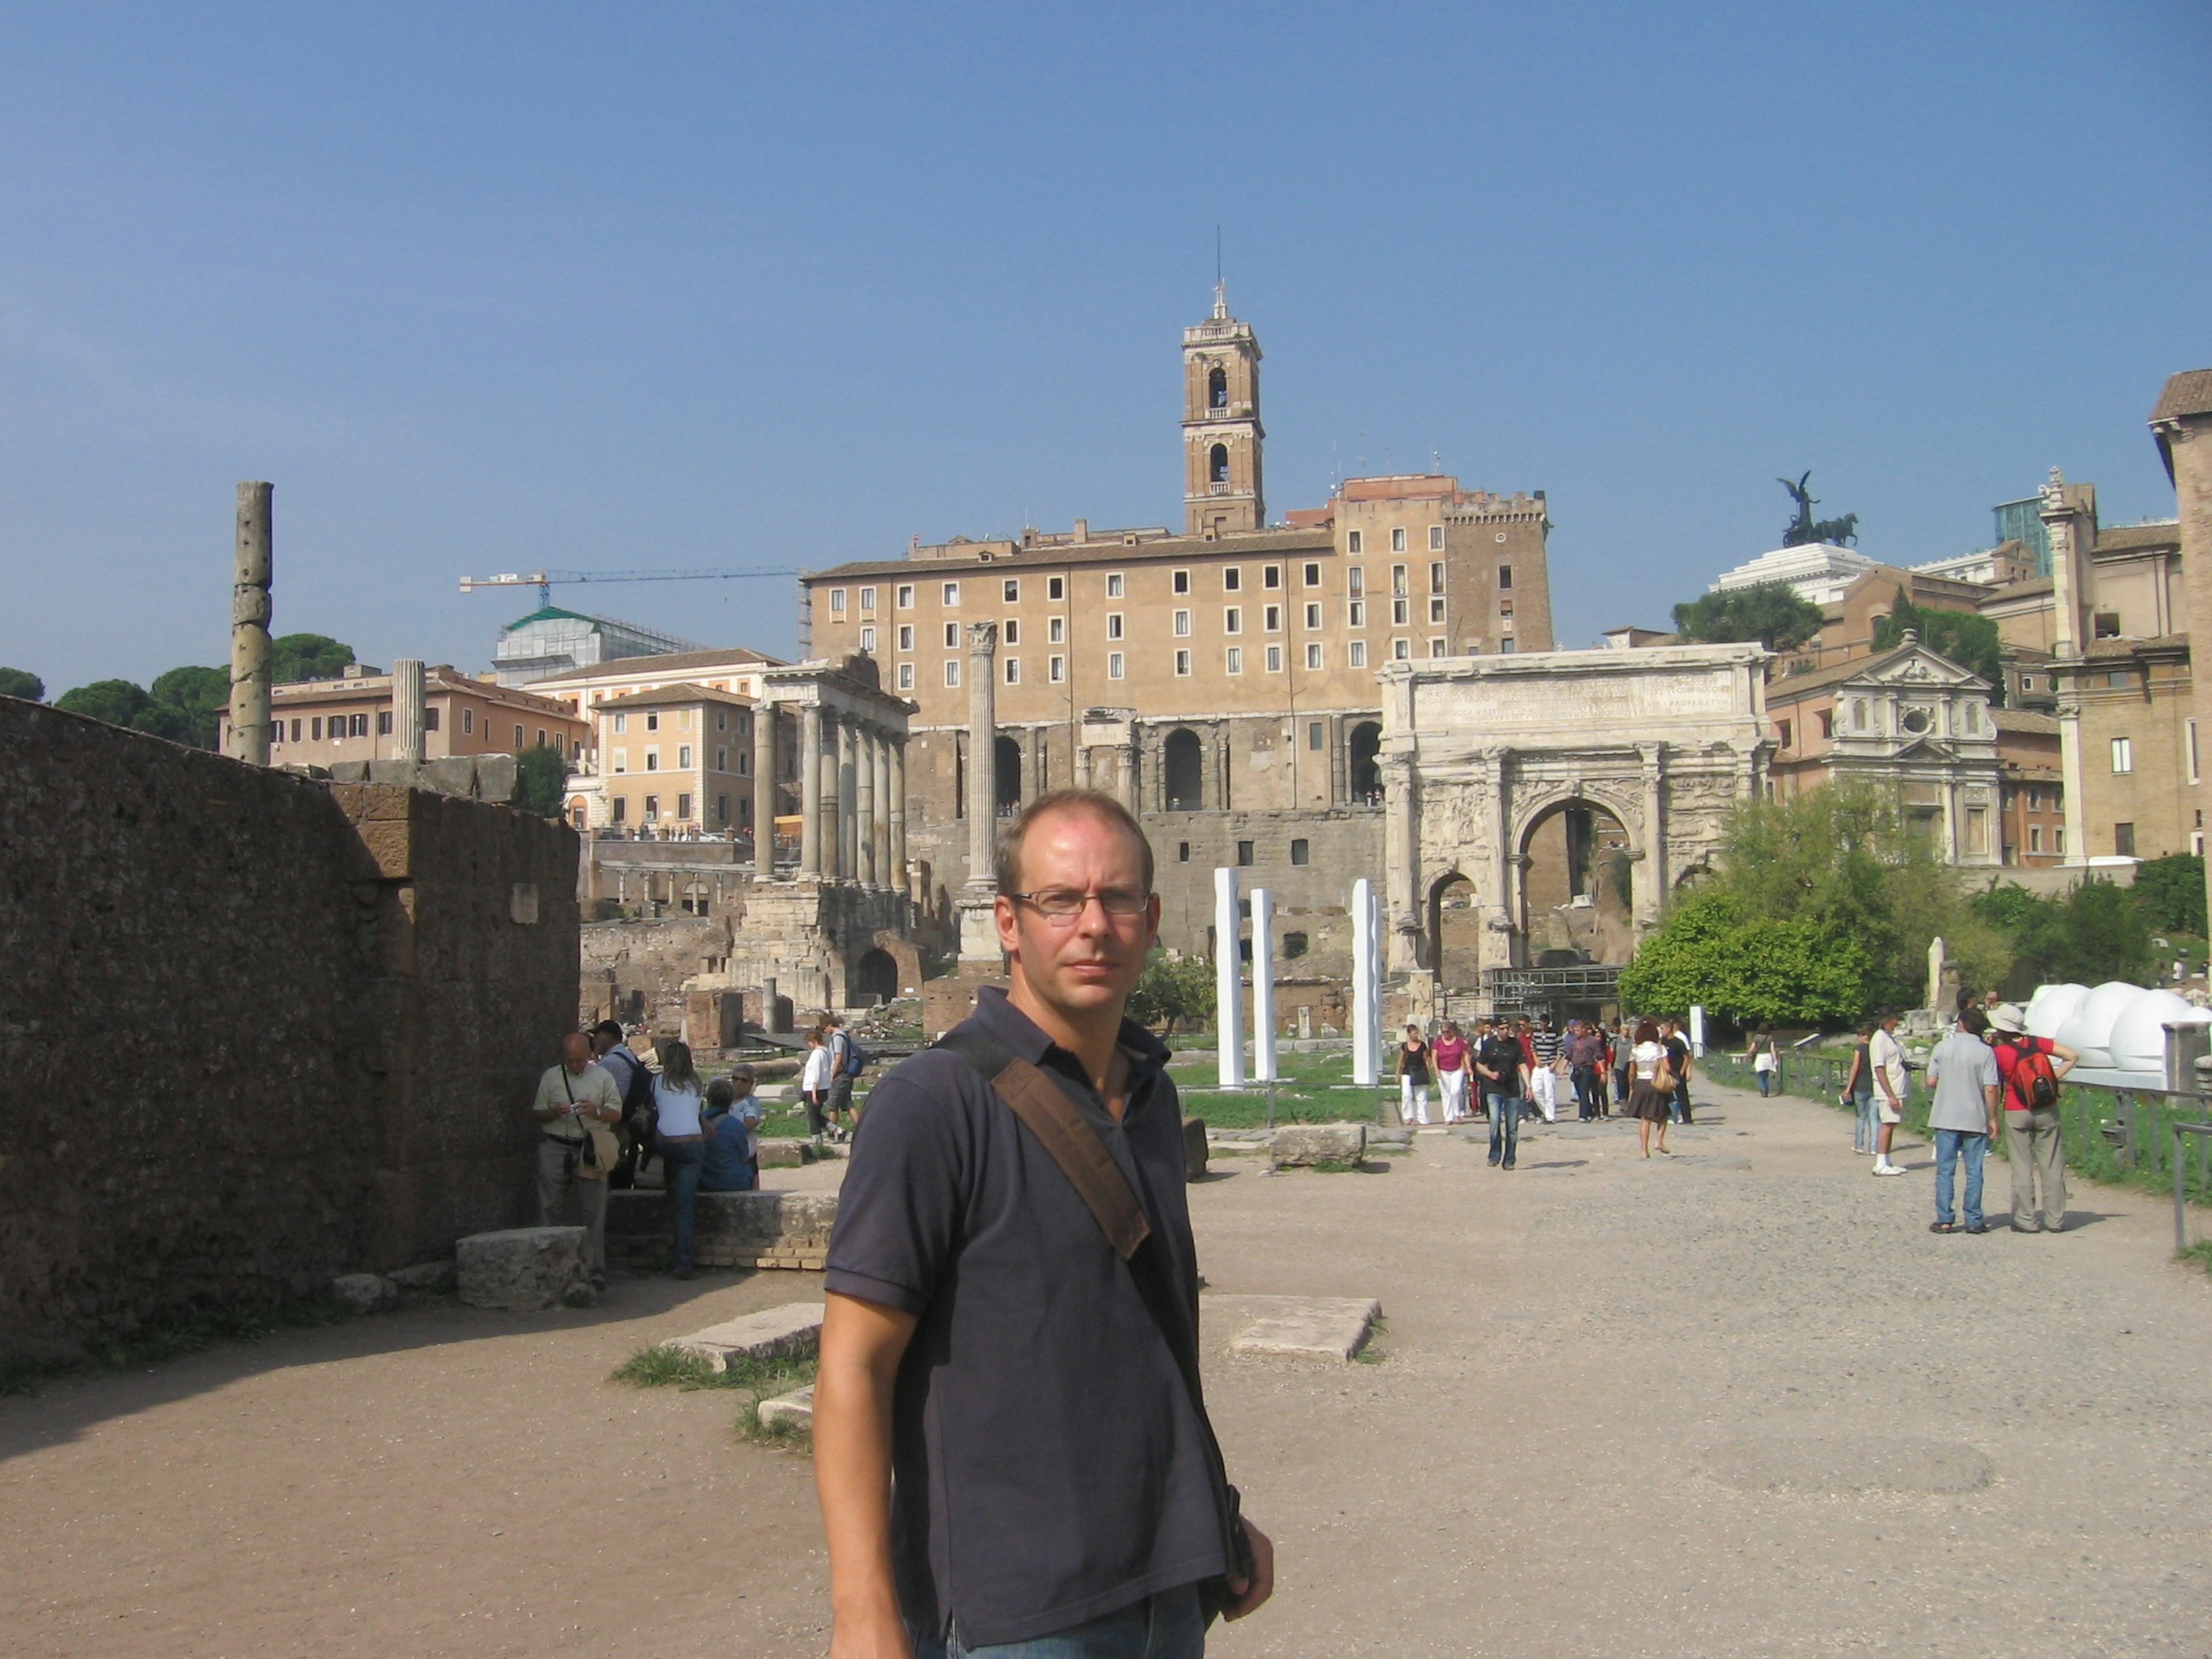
[1007,887,1153,921]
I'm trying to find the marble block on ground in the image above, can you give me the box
[1228,1296,1382,1361]
[757,1384,815,1433]
[329,1272,398,1314]
[1181,1117,1209,1181]
[665,1301,826,1372]
[456,1226,595,1310]
[1267,1123,1368,1169]
[756,1138,817,1168]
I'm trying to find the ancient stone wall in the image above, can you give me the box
[0,696,578,1363]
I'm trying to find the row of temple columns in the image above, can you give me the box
[787,703,907,889]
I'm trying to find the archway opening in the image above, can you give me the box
[1208,365,1228,408]
[1520,799,1635,966]
[1209,443,1230,485]
[994,734,1021,817]
[854,948,899,1006]
[1164,728,1204,810]
[1349,721,1382,804]
[1429,872,1482,988]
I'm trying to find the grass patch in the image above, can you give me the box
[0,1297,357,1397]
[611,1340,818,1450]
[1353,1315,1390,1363]
[2180,1240,2212,1275]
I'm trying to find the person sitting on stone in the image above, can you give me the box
[702,1066,765,1194]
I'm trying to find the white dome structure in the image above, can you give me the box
[2020,980,2208,1086]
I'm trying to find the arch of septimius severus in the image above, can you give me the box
[1378,643,1772,979]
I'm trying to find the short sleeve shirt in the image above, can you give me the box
[824,987,1227,1648]
[1926,1031,2001,1132]
[533,1062,620,1142]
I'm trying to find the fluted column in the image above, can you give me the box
[752,704,777,874]
[799,703,823,876]
[1636,743,1667,931]
[871,728,892,887]
[888,738,908,895]
[392,658,426,762]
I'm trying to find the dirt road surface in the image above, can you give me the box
[6,1080,2209,1657]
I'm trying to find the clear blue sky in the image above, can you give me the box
[2,2,2206,692]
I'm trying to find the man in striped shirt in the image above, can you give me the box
[1528,1016,1564,1123]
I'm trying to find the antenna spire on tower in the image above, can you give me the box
[1213,226,1227,319]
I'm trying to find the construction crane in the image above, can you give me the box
[459,566,804,608]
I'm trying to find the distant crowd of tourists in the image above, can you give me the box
[1393,1013,1700,1165]
[528,1011,876,1283]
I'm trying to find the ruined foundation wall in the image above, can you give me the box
[0,697,578,1362]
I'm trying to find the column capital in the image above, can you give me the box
[967,621,999,658]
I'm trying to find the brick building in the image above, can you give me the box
[797,291,1555,960]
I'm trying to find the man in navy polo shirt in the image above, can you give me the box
[815,790,1273,1658]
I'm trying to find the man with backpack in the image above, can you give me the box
[590,1020,658,1184]
[1986,1002,2078,1233]
[814,790,1271,1657]
[820,1012,863,1142]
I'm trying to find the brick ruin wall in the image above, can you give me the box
[0,696,579,1363]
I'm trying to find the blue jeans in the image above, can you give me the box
[1486,1091,1521,1165]
[661,1138,706,1271]
[1851,1090,1877,1153]
[912,1585,1204,1659]
[1932,1129,1987,1228]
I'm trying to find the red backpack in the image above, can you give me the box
[1994,1038,2059,1111]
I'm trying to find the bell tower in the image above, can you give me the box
[1181,283,1264,536]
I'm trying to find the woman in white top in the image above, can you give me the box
[653,1041,709,1279]
[1623,1017,1674,1158]
[800,1029,835,1141]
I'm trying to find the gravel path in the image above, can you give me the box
[4,1078,2207,1656]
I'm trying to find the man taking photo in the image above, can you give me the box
[815,790,1272,1658]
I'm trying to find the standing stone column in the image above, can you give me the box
[964,624,998,887]
[838,716,859,884]
[887,737,908,895]
[855,722,878,887]
[959,623,1001,965]
[2150,372,2212,925]
[1382,748,1421,973]
[1119,736,1139,813]
[871,727,892,887]
[820,710,845,881]
[752,704,778,875]
[1636,743,1668,931]
[800,703,823,877]
[392,658,426,763]
[226,481,274,766]
[2042,471,2094,865]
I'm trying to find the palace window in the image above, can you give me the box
[1304,562,1322,586]
[2112,737,2133,774]
[1047,575,1065,601]
[1109,613,1125,639]
[898,624,914,651]
[1223,608,1241,634]
[944,622,959,648]
[859,586,876,611]
[1305,603,1321,629]
[1498,564,1513,590]
[897,663,915,690]
[1349,641,1367,668]
[1108,652,1124,680]
[1266,645,1283,672]
[1430,526,1445,551]
[1174,649,1192,676]
[1003,578,1020,603]
[896,584,914,608]
[1264,605,1282,631]
[1306,643,1324,670]
[1429,598,1446,623]
[944,660,960,687]
[859,626,876,652]
[1225,647,1243,675]
[1108,572,1125,597]
[1430,561,1446,594]
[1172,570,1190,595]
[1223,567,1241,592]
[1004,658,1019,685]
[1003,619,1018,645]
[1391,528,1407,552]
[1175,610,1191,636]
[1392,638,1410,661]
[830,589,846,613]
[942,581,960,605]
[1048,656,1065,683]
[1349,600,1365,627]
[1263,565,1281,589]
[1346,531,1363,555]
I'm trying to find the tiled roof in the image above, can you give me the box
[805,527,1336,582]
[529,646,781,684]
[594,681,755,711]
[2152,369,2212,423]
[2094,521,2181,555]
[2082,633,2191,658]
[1992,707,2059,735]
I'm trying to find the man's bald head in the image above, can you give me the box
[562,1031,592,1071]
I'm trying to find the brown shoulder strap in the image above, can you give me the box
[934,1031,1152,1261]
